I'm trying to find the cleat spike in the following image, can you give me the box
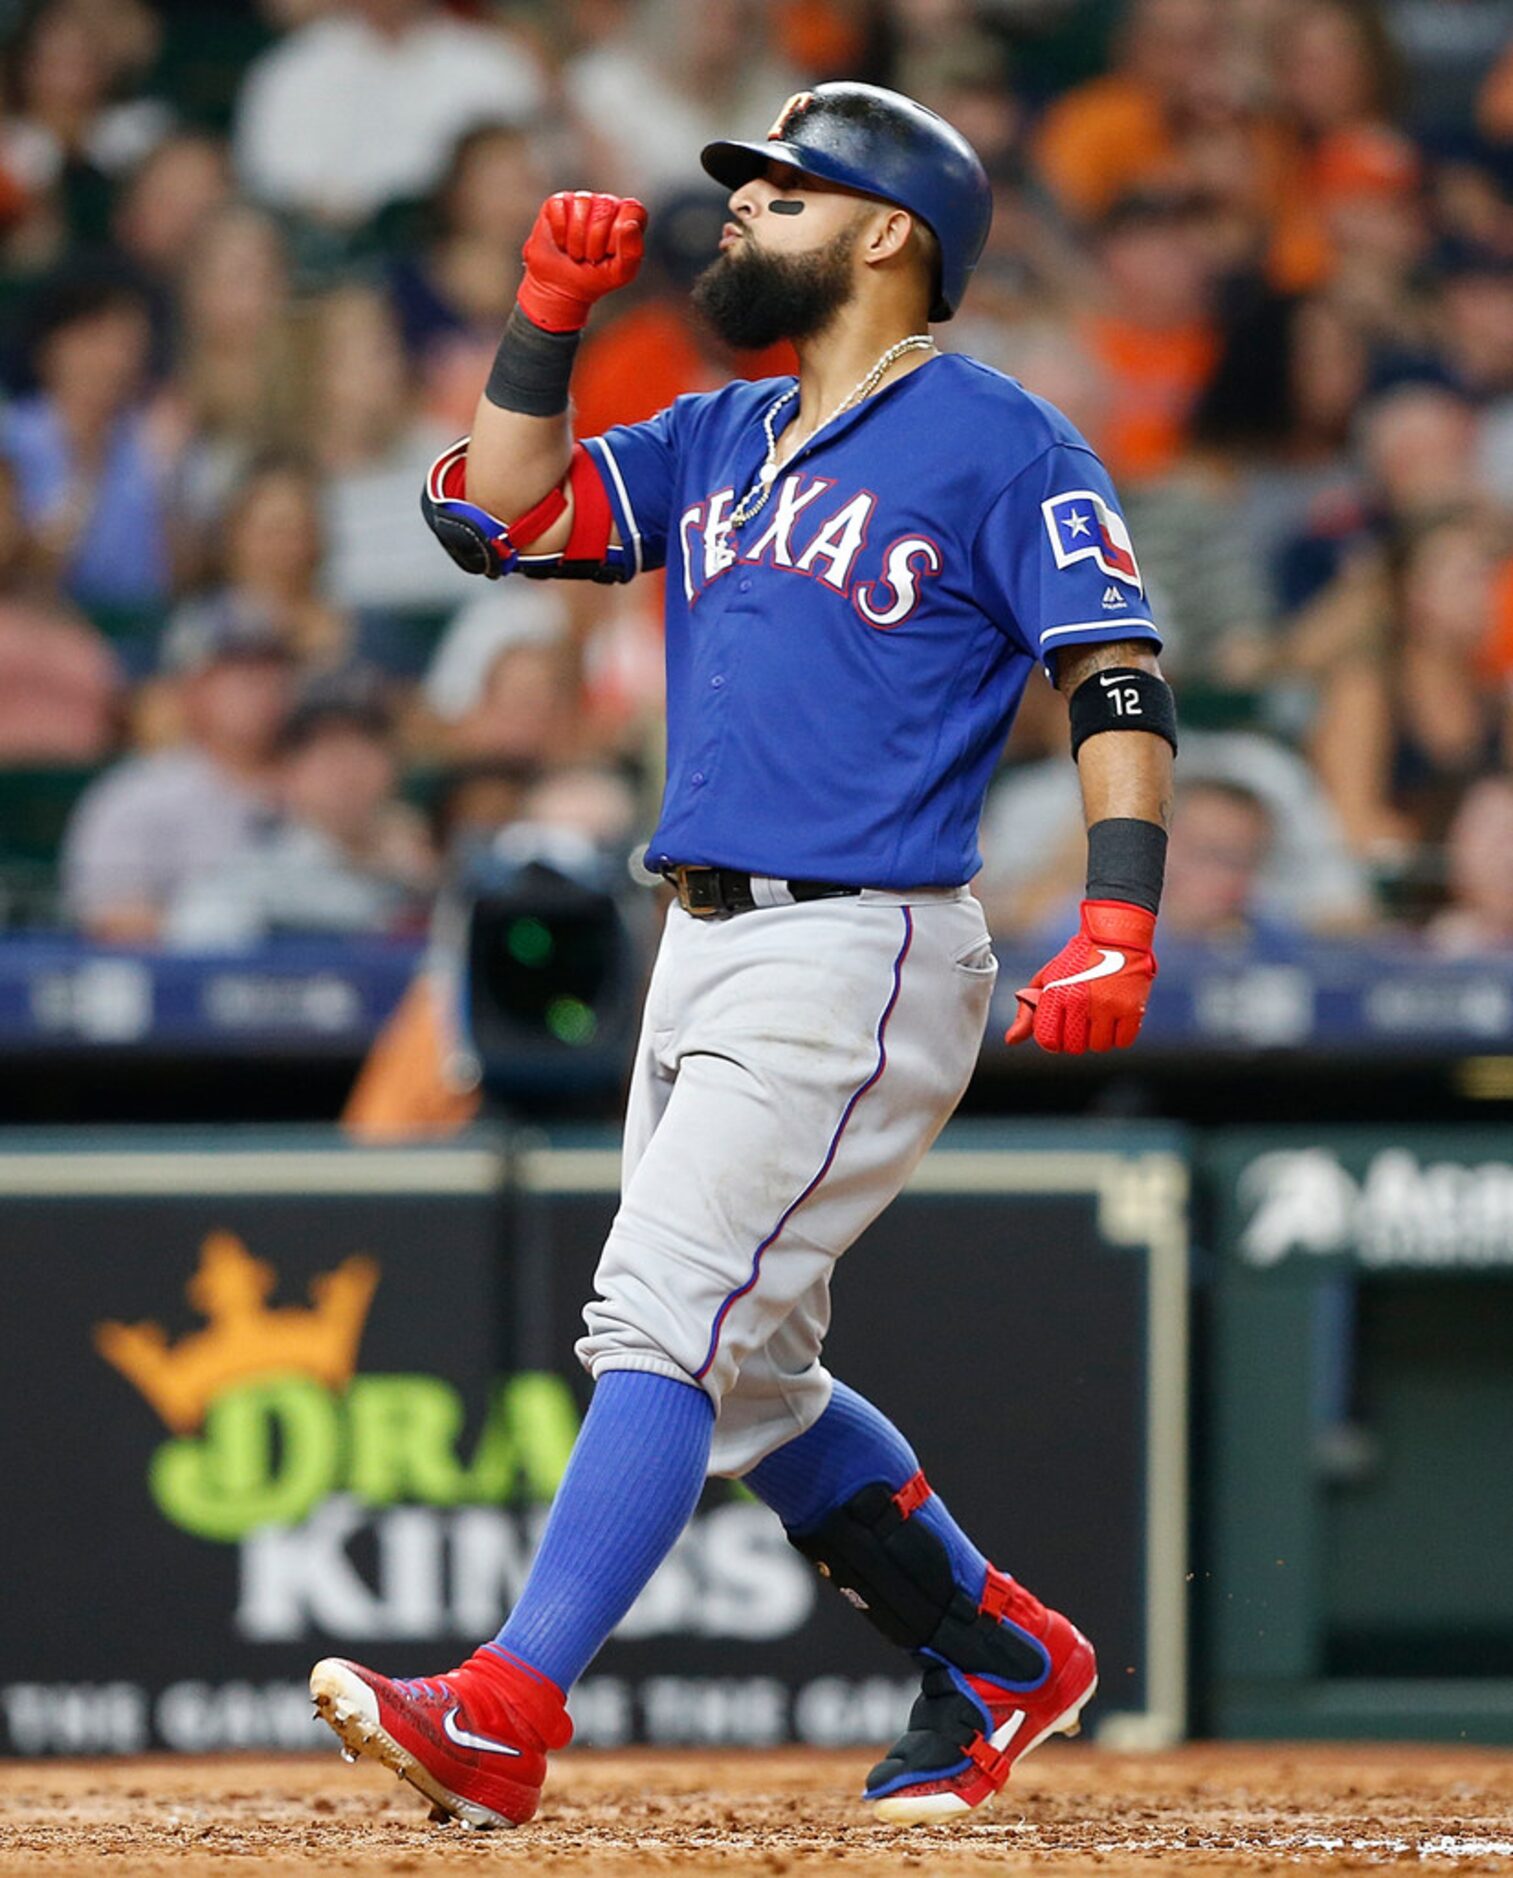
[340,1747,358,1764]
[428,1802,452,1824]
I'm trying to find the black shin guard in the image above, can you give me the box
[788,1478,1046,1684]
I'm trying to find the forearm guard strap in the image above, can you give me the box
[484,304,581,417]
[789,1475,1048,1685]
[1085,817,1167,914]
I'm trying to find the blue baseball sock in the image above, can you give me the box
[493,1369,714,1690]
[746,1378,990,1595]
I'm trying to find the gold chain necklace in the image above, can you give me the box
[728,333,935,528]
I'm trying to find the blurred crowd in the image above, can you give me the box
[0,0,1511,956]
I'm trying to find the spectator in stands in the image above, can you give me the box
[1031,0,1221,224]
[60,610,292,942]
[2,271,180,619]
[306,283,478,613]
[173,204,302,539]
[1079,190,1220,484]
[1270,0,1407,296]
[110,130,232,287]
[1,0,172,246]
[163,455,358,684]
[1278,381,1481,666]
[0,456,120,762]
[562,0,800,210]
[1426,775,1513,954]
[389,121,550,433]
[1309,513,1512,864]
[1312,125,1430,350]
[1386,0,1513,136]
[1437,245,1513,407]
[422,583,577,766]
[166,665,433,947]
[233,0,543,231]
[1158,777,1292,950]
[105,129,233,380]
[1359,381,1482,521]
[1454,249,1513,501]
[1277,0,1404,150]
[1190,292,1370,642]
[1479,30,1513,142]
[514,762,640,856]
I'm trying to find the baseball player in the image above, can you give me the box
[312,83,1176,1830]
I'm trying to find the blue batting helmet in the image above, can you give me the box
[701,82,992,322]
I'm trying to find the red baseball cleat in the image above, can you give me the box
[309,1643,572,1830]
[865,1571,1097,1823]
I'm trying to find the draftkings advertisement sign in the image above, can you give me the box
[0,1129,1184,1754]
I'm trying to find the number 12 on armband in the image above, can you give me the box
[1099,675,1143,715]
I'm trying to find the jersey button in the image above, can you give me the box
[690,771,706,787]
[738,578,752,593]
[709,674,725,689]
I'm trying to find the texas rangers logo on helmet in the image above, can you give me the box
[768,91,816,139]
[1042,491,1143,591]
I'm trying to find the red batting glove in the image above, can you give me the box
[1005,899,1158,1054]
[518,191,648,333]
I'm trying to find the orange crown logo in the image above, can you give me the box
[94,1232,380,1434]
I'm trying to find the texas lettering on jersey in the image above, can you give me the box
[678,472,942,628]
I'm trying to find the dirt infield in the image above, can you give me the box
[2,1743,1511,1876]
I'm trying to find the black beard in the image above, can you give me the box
[691,224,858,350]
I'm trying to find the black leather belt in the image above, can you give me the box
[663,864,863,919]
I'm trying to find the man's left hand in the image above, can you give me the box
[1005,899,1158,1053]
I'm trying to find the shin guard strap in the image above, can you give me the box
[789,1481,1047,1685]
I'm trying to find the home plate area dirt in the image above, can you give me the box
[2,1743,1512,1875]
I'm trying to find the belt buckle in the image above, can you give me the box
[672,865,722,918]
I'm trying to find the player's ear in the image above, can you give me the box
[863,205,914,266]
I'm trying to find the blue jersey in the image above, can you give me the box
[578,352,1159,889]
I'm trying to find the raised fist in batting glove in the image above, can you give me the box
[1005,900,1158,1054]
[519,191,648,333]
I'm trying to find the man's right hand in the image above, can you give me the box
[518,191,648,333]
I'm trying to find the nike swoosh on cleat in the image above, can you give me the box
[1044,948,1125,989]
[442,1708,523,1756]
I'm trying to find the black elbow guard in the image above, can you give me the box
[421,437,516,579]
[420,485,504,578]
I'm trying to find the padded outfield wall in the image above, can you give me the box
[0,1123,1184,1757]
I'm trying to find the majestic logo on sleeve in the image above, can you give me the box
[1042,491,1143,591]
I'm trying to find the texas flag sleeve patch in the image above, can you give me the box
[1042,490,1143,591]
